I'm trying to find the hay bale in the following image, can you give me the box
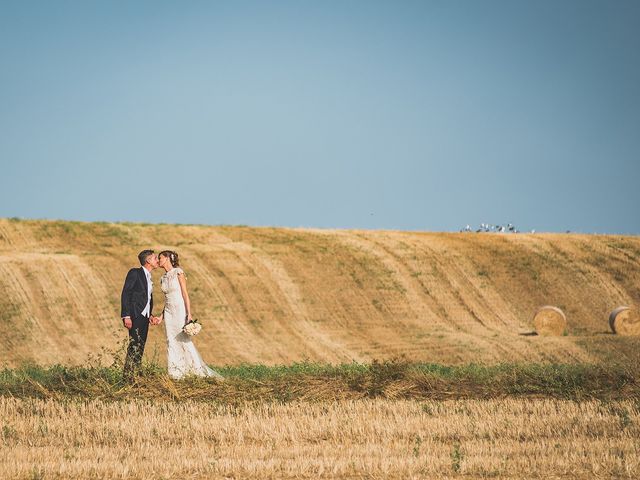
[533,306,567,336]
[609,306,640,336]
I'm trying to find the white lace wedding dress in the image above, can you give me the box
[160,267,224,380]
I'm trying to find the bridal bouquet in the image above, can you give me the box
[183,318,202,336]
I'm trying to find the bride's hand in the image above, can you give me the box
[186,313,193,322]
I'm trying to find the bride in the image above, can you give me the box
[153,250,224,380]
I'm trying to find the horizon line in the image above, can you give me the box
[1,216,637,236]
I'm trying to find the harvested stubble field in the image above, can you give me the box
[1,218,640,479]
[1,396,639,479]
[1,218,639,367]
[1,359,639,479]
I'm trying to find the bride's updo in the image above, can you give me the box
[159,250,180,268]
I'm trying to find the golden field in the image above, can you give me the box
[0,218,639,368]
[1,219,639,479]
[1,396,638,479]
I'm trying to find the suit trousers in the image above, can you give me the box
[123,314,150,379]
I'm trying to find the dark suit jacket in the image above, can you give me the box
[120,267,153,318]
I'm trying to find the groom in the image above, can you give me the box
[120,249,161,381]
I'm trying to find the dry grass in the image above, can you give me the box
[2,220,640,479]
[1,357,637,403]
[2,218,640,368]
[1,396,639,479]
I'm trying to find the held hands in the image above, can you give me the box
[122,315,163,328]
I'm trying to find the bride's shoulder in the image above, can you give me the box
[162,267,185,278]
[173,267,186,277]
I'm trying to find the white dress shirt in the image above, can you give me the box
[141,267,153,317]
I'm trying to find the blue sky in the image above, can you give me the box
[1,1,639,233]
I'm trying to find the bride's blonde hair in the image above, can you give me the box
[159,250,180,268]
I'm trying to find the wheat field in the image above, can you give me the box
[1,397,638,479]
[1,218,640,368]
[1,219,639,479]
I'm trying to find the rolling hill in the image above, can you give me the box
[1,218,638,368]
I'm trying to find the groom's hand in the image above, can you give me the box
[122,316,132,329]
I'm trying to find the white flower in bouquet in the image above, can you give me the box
[183,318,202,336]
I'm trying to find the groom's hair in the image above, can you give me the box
[138,249,154,266]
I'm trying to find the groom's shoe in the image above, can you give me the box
[122,364,135,384]
[122,367,142,385]
[122,355,143,384]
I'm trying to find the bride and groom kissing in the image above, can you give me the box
[120,249,224,382]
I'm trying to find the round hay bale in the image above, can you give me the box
[609,306,640,336]
[533,306,567,336]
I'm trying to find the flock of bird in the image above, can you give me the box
[460,223,535,234]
